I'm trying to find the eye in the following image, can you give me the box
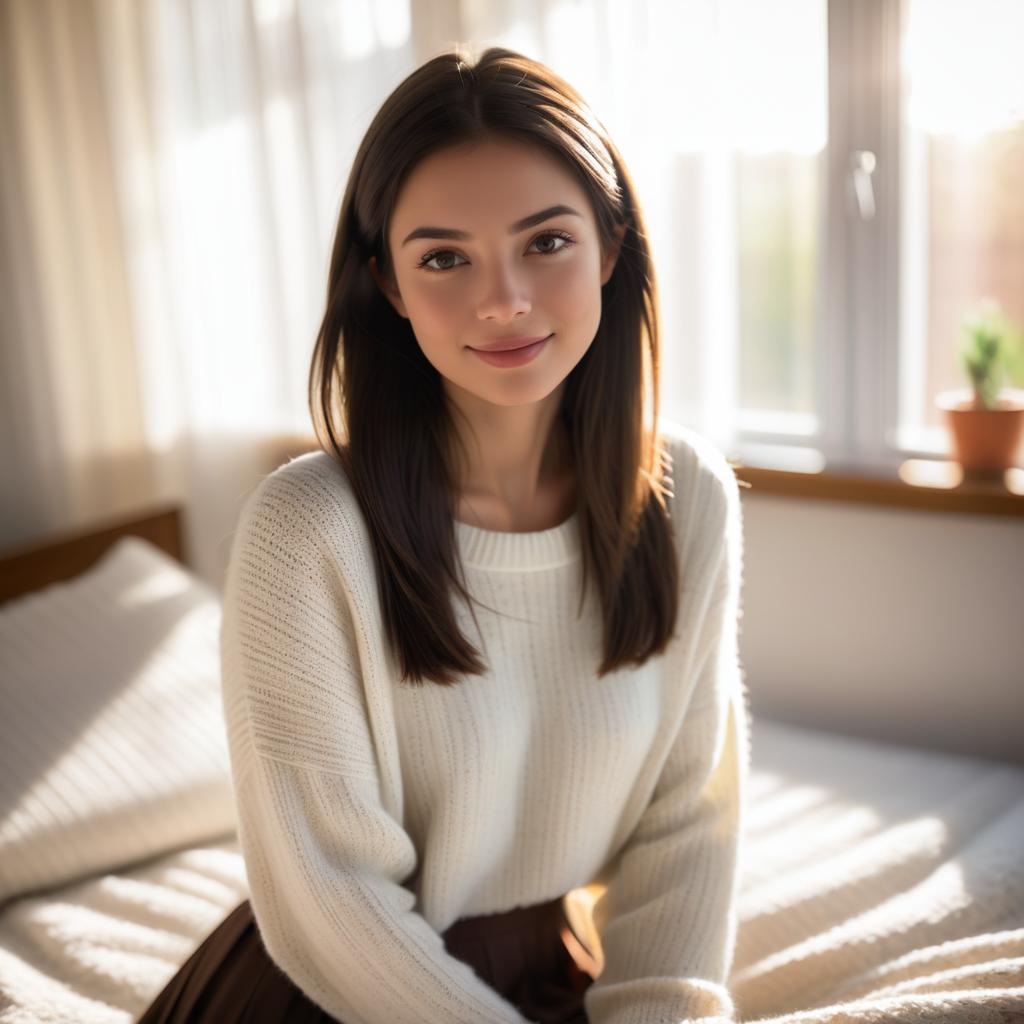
[415,230,576,273]
[417,249,468,273]
[528,230,575,255]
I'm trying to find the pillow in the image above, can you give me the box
[0,536,236,904]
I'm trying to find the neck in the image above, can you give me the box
[444,382,574,530]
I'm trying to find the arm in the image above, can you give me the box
[219,473,531,1024]
[583,453,750,1024]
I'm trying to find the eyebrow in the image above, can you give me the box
[400,204,583,247]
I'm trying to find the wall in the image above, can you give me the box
[738,492,1024,764]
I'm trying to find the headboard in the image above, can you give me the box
[0,503,185,607]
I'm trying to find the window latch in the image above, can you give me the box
[850,149,877,221]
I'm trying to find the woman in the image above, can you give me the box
[140,46,749,1024]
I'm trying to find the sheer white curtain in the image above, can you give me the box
[0,0,744,588]
[0,0,455,584]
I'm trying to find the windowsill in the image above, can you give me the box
[731,457,1024,518]
[273,432,1024,519]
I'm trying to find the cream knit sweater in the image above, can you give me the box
[219,420,750,1024]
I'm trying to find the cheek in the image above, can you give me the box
[402,280,458,327]
[540,258,603,334]
[398,281,465,358]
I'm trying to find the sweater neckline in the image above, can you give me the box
[454,510,581,571]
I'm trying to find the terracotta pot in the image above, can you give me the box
[935,387,1024,478]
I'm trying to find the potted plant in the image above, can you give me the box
[935,300,1024,479]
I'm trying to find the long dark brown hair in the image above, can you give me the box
[308,46,679,686]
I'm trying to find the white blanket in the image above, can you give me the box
[0,836,246,1023]
[0,537,237,904]
[727,719,1024,1021]
[1,717,1022,1023]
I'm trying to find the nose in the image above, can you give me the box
[475,262,531,323]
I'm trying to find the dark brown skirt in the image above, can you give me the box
[137,894,598,1023]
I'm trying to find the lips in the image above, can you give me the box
[469,334,552,353]
[468,334,551,368]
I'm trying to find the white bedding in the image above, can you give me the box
[0,538,236,904]
[0,836,245,1023]
[2,715,1022,1023]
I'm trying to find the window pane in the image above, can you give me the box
[734,0,827,421]
[899,0,1024,449]
[737,150,823,419]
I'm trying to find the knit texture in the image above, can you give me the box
[218,421,750,1024]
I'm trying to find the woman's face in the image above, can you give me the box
[370,137,623,410]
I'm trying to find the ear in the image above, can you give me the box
[600,223,627,286]
[368,256,408,319]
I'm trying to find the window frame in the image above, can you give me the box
[737,0,932,476]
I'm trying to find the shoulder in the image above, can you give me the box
[656,418,742,548]
[229,448,373,575]
[242,448,356,518]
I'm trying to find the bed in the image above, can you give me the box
[0,505,1021,1023]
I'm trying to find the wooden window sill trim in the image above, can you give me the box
[731,459,1024,518]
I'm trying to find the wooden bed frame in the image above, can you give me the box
[0,503,185,606]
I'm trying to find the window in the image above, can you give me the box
[734,0,1024,472]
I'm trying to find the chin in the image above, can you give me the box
[436,341,583,407]
[451,374,565,409]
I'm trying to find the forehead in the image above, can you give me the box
[390,139,591,236]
